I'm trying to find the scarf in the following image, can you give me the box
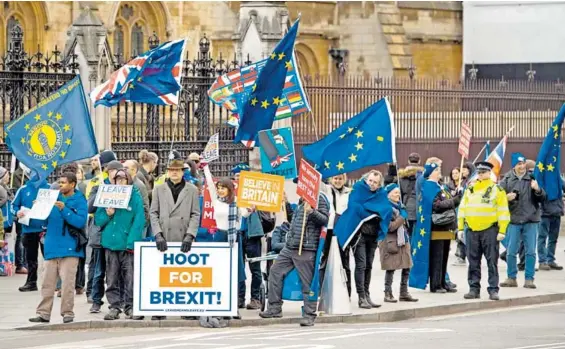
[166,179,186,203]
[390,200,408,247]
[219,197,238,246]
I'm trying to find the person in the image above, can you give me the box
[458,162,510,301]
[397,153,423,239]
[319,174,352,297]
[538,178,564,271]
[75,163,88,195]
[150,158,200,320]
[123,160,150,231]
[28,172,88,324]
[86,155,101,180]
[12,174,50,292]
[0,167,22,273]
[499,153,545,289]
[95,169,145,320]
[380,183,418,303]
[259,193,329,327]
[137,150,158,200]
[85,150,117,199]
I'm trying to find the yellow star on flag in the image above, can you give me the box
[377,136,384,142]
[261,100,270,109]
[355,130,364,138]
[418,206,422,213]
[270,52,277,60]
[65,139,72,146]
[420,215,425,223]
[420,228,426,237]
[554,132,559,139]
[285,60,292,69]
[349,153,357,162]
[41,164,48,170]
[24,124,30,130]
[553,125,559,132]
[347,127,354,133]
[47,111,53,118]
[339,134,346,139]
[60,151,66,159]
[20,137,25,144]
[250,97,258,106]
[55,113,62,121]
[252,84,257,92]
[34,114,41,121]
[278,52,285,61]
[418,241,423,249]
[272,96,281,106]
[63,124,71,132]
[336,161,345,171]
[412,248,417,256]
[51,161,58,168]
[537,162,544,172]
[355,142,363,151]
[547,163,555,172]
[324,161,330,169]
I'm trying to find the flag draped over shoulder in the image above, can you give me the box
[302,98,396,179]
[534,103,565,201]
[334,179,393,249]
[234,19,300,147]
[90,39,186,107]
[5,76,99,182]
[409,180,441,290]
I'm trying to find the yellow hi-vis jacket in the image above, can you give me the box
[457,178,510,234]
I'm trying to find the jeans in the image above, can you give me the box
[538,216,560,264]
[238,236,262,302]
[384,268,409,294]
[105,250,134,311]
[15,223,26,269]
[353,234,378,299]
[466,225,499,294]
[90,248,106,306]
[507,223,538,280]
[22,232,44,286]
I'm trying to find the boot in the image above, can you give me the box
[365,294,381,308]
[524,280,537,289]
[259,308,283,318]
[489,292,500,301]
[358,297,372,309]
[500,278,518,287]
[246,299,261,310]
[539,263,551,271]
[463,291,480,299]
[104,308,121,321]
[549,262,564,270]
[384,291,397,303]
[19,284,38,292]
[300,317,315,327]
[399,292,418,302]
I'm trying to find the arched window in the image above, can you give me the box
[131,23,144,57]
[6,16,19,51]
[113,23,124,62]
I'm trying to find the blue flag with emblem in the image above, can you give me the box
[334,179,393,249]
[409,179,441,289]
[234,19,300,148]
[5,76,99,182]
[534,103,565,201]
[302,97,396,179]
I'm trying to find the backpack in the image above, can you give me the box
[63,208,88,252]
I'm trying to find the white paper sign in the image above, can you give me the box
[18,207,32,226]
[28,190,59,220]
[93,184,132,209]
[202,133,219,162]
[133,242,238,317]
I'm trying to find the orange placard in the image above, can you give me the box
[159,267,213,287]
[236,171,285,213]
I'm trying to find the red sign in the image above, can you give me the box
[296,159,321,209]
[201,179,239,230]
[458,122,472,159]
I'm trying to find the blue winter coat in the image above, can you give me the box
[43,189,88,260]
[12,180,50,233]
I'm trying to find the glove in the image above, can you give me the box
[155,233,168,252]
[497,233,505,241]
[457,230,464,241]
[181,234,194,253]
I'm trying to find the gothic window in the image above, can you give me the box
[6,16,19,50]
[121,4,133,20]
[4,2,9,11]
[131,23,144,56]
[113,23,124,62]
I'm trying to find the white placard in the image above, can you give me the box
[201,133,219,163]
[133,242,238,317]
[28,190,59,220]
[18,207,32,226]
[93,184,132,209]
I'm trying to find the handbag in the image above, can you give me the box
[431,209,457,226]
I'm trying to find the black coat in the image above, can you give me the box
[499,170,546,224]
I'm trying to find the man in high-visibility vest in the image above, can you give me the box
[457,161,510,301]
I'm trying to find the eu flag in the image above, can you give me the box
[302,97,396,179]
[234,19,300,147]
[5,76,99,182]
[534,103,565,201]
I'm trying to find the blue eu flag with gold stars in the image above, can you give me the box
[5,76,99,182]
[234,19,300,148]
[534,103,565,201]
[302,97,396,179]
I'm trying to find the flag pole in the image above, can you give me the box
[472,143,487,163]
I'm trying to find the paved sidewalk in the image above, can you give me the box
[2,241,565,330]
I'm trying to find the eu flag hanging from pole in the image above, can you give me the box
[534,103,565,201]
[5,76,99,182]
[234,19,300,147]
[302,97,396,179]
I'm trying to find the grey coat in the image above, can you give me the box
[499,170,546,224]
[87,184,103,248]
[133,176,150,226]
[150,182,200,242]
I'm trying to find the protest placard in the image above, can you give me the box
[236,171,284,213]
[202,133,219,163]
[133,242,238,317]
[28,189,59,220]
[258,127,297,179]
[93,184,133,209]
[201,179,239,230]
[296,159,321,209]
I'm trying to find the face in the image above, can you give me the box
[167,168,183,183]
[107,169,119,184]
[123,161,137,178]
[115,175,128,186]
[91,157,99,170]
[515,161,527,175]
[150,160,158,172]
[477,170,491,180]
[429,167,442,181]
[331,175,346,189]
[461,167,470,179]
[451,168,460,181]
[58,177,75,194]
[365,173,382,192]
[216,183,229,198]
[388,188,401,203]
[76,169,84,181]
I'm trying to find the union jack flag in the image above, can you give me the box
[90,39,186,107]
[468,135,508,183]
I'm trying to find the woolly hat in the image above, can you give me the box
[511,152,526,168]
[99,150,117,167]
[385,183,399,193]
[423,162,439,178]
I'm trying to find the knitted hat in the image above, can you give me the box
[99,150,117,167]
[408,152,421,164]
[106,160,124,171]
[385,183,399,193]
[423,162,439,178]
[511,152,526,168]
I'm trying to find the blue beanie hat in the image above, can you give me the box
[511,152,526,168]
[385,183,399,193]
[423,163,439,178]
[231,163,250,175]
